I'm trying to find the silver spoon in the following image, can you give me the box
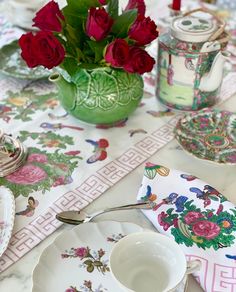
[56,202,151,225]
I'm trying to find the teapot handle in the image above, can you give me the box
[183,7,226,42]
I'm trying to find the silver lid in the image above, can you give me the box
[171,16,218,43]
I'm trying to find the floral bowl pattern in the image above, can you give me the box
[174,109,236,165]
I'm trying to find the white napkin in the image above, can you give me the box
[137,162,236,292]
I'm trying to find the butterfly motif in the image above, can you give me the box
[153,193,188,212]
[86,138,109,164]
[141,185,157,202]
[189,185,221,207]
[16,196,39,217]
[180,174,197,181]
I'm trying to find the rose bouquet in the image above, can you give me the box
[19,0,158,75]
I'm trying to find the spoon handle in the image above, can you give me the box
[84,202,151,222]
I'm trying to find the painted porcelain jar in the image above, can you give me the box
[156,8,230,111]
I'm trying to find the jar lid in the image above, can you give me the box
[171,16,218,43]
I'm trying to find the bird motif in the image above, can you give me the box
[189,185,221,207]
[86,138,109,164]
[225,255,236,262]
[129,129,147,137]
[141,185,157,202]
[153,193,188,212]
[40,122,84,131]
[180,174,197,181]
[16,196,39,217]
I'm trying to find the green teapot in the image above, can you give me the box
[49,67,144,125]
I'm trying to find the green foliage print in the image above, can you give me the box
[0,147,82,198]
[4,89,59,122]
[19,130,74,149]
[158,200,236,250]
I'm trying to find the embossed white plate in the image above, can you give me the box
[0,186,15,258]
[32,221,187,292]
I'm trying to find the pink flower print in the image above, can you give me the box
[65,288,78,292]
[192,221,220,240]
[27,153,48,163]
[74,247,89,259]
[158,211,171,231]
[6,164,47,185]
[176,42,188,50]
[184,211,204,224]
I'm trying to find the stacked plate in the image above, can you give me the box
[0,132,27,177]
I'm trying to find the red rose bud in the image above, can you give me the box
[19,33,39,68]
[104,39,129,67]
[128,15,159,46]
[124,0,146,16]
[19,31,65,69]
[124,46,155,74]
[98,0,107,4]
[33,0,64,32]
[86,7,114,41]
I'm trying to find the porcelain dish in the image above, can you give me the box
[32,221,188,292]
[0,186,15,258]
[174,108,236,165]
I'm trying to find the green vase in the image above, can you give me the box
[49,67,144,124]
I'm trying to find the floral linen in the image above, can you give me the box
[137,163,236,292]
[0,0,236,274]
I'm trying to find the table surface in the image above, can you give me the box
[0,95,235,292]
[0,0,236,291]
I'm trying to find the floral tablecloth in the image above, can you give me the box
[0,1,236,272]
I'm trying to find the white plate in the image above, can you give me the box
[0,186,15,258]
[32,221,187,292]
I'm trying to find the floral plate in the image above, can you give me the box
[0,186,15,258]
[174,109,236,165]
[0,40,51,80]
[32,221,188,292]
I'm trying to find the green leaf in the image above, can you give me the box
[107,0,119,19]
[61,57,79,76]
[83,260,93,265]
[208,196,219,201]
[87,264,95,273]
[87,40,107,63]
[93,260,103,267]
[112,9,137,37]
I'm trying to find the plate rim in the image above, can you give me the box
[174,109,236,166]
[0,186,15,258]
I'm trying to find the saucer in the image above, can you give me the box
[174,109,236,165]
[32,221,188,292]
[0,40,51,80]
[0,186,15,258]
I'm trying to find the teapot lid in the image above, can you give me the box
[171,16,218,43]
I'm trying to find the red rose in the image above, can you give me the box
[6,164,47,185]
[128,15,158,46]
[19,31,65,69]
[33,0,64,32]
[123,46,155,74]
[104,39,129,67]
[18,33,39,68]
[184,211,204,225]
[124,0,146,16]
[86,7,114,41]
[192,221,220,240]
